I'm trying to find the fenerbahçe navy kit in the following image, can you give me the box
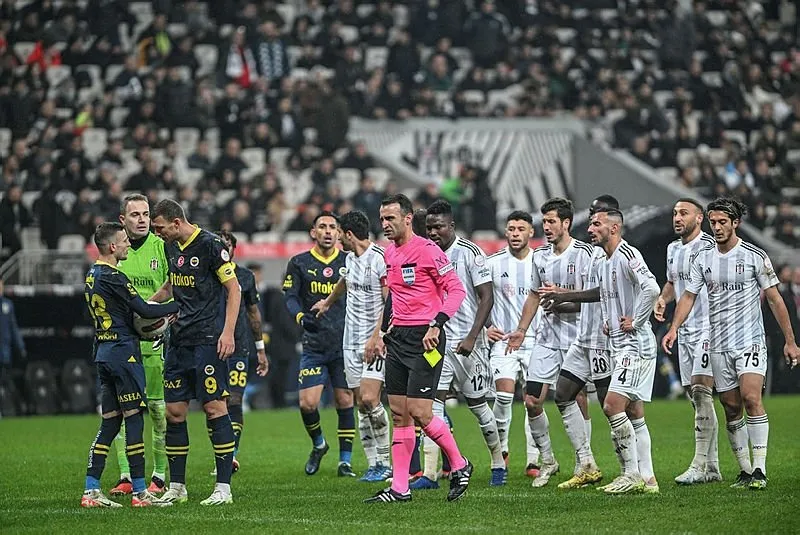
[163,227,238,404]
[282,248,347,389]
[85,261,178,412]
[226,264,260,394]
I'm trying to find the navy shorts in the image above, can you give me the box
[164,344,229,404]
[298,350,347,390]
[226,354,249,396]
[96,340,147,413]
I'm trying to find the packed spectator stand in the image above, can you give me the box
[0,0,799,261]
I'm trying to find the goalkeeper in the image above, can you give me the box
[110,194,171,495]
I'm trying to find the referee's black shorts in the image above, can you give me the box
[384,325,446,399]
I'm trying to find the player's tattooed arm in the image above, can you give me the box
[539,285,600,308]
[552,302,581,314]
[246,303,269,376]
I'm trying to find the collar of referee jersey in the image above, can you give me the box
[178,225,202,251]
[310,246,340,265]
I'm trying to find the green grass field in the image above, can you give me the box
[2,397,799,534]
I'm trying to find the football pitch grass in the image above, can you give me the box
[2,397,799,534]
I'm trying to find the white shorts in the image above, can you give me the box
[710,339,768,393]
[490,338,532,382]
[677,333,714,387]
[438,344,491,398]
[609,351,656,403]
[344,349,385,390]
[561,343,612,383]
[526,344,566,386]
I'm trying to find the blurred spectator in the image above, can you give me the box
[463,0,511,68]
[216,83,248,143]
[187,140,214,173]
[269,97,303,149]
[0,277,26,388]
[213,138,248,189]
[218,27,258,89]
[0,185,32,257]
[341,141,375,176]
[255,21,290,83]
[156,66,195,128]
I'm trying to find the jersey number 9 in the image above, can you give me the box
[205,376,217,394]
[85,293,113,330]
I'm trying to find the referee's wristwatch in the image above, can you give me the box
[429,313,448,330]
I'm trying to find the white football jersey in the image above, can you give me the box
[688,239,779,351]
[598,240,658,355]
[443,237,492,345]
[487,246,535,337]
[531,238,594,349]
[342,244,386,350]
[576,247,607,350]
[666,232,714,339]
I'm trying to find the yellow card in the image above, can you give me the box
[423,348,443,368]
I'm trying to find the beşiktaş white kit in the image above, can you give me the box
[598,240,660,402]
[528,239,594,386]
[341,244,387,389]
[487,247,537,381]
[437,238,492,397]
[687,239,779,392]
[667,232,716,386]
[561,246,612,383]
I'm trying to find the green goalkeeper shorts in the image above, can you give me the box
[141,347,165,401]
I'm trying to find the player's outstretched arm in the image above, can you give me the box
[129,295,179,319]
[312,277,346,317]
[149,280,173,303]
[540,285,600,307]
[553,302,581,314]
[654,281,675,322]
[662,290,697,354]
[763,286,800,367]
[457,282,493,356]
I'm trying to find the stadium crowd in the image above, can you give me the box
[0,0,798,259]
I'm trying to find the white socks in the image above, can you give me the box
[609,413,639,476]
[469,401,505,469]
[691,385,719,470]
[746,414,769,474]
[528,411,555,465]
[370,404,391,466]
[358,409,377,466]
[631,417,655,481]
[559,401,594,465]
[524,416,540,465]
[726,416,752,474]
[492,391,514,454]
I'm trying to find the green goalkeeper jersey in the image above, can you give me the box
[118,232,169,355]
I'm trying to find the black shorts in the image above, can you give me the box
[96,340,146,413]
[384,325,446,399]
[164,344,229,404]
[226,354,249,396]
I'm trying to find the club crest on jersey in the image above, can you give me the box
[236,361,246,371]
[190,256,199,267]
[150,258,159,270]
[567,262,575,274]
[340,267,348,276]
[611,269,617,284]
[402,265,415,285]
[323,267,334,278]
[204,365,215,375]
[735,262,745,274]
[702,340,710,351]
[177,256,185,267]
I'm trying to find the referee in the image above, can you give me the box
[365,194,473,504]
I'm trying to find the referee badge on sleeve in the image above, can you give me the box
[402,264,416,285]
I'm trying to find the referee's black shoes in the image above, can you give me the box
[447,458,473,502]
[364,487,412,504]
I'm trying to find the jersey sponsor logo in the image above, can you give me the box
[117,391,142,403]
[351,282,373,292]
[310,280,336,294]
[298,366,322,384]
[478,267,490,277]
[97,331,118,341]
[170,272,196,287]
[150,258,159,271]
[177,256,185,267]
[735,261,745,274]
[236,360,246,371]
[190,256,200,267]
[204,365,215,375]
[126,282,137,296]
[323,267,334,278]
[764,257,775,276]
[538,267,545,274]
[283,274,293,289]
[402,265,416,284]
[705,267,711,273]
[307,269,318,276]
[164,378,182,389]
[501,272,508,278]
[221,249,231,262]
